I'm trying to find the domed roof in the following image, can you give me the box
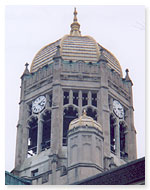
[30,8,122,76]
[69,110,102,132]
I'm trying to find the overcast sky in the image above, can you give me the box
[5,5,145,172]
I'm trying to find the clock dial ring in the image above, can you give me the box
[113,100,124,119]
[32,95,46,114]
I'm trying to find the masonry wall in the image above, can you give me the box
[13,58,137,184]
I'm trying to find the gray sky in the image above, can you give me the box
[5,5,145,172]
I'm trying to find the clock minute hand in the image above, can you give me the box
[38,100,45,106]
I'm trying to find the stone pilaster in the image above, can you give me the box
[88,91,91,106]
[37,115,44,154]
[78,90,82,117]
[15,100,29,166]
[109,96,113,112]
[126,80,137,160]
[69,90,73,104]
[46,94,50,108]
[15,124,23,168]
[51,154,58,185]
[99,63,110,157]
[21,125,29,161]
[115,118,120,157]
[51,56,63,155]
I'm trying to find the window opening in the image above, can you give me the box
[42,111,51,151]
[92,93,97,107]
[119,122,127,159]
[82,92,88,106]
[63,106,78,146]
[110,115,116,154]
[64,91,69,105]
[28,104,32,116]
[49,94,52,107]
[31,169,38,177]
[86,107,97,121]
[28,117,38,156]
[73,92,78,106]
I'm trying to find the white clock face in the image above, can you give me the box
[32,96,46,114]
[113,100,124,119]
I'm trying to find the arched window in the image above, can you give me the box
[28,116,38,156]
[73,91,78,106]
[91,92,97,107]
[42,110,51,151]
[119,121,127,159]
[82,92,88,106]
[63,91,69,105]
[86,107,97,121]
[110,114,116,153]
[63,106,78,146]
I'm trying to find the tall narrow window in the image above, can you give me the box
[42,110,51,151]
[28,104,32,116]
[64,91,69,105]
[49,94,52,107]
[31,169,38,177]
[110,114,116,153]
[73,91,78,106]
[119,122,126,158]
[86,107,97,121]
[92,93,97,107]
[28,117,38,156]
[63,106,78,146]
[82,92,88,106]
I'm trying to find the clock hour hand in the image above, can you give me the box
[38,100,45,106]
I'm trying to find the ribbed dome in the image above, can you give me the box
[61,35,100,63]
[30,8,122,76]
[69,110,102,132]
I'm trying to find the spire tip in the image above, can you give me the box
[70,7,81,36]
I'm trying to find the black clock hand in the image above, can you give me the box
[38,100,45,106]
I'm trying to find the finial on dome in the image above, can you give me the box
[70,7,81,36]
[83,109,87,116]
[73,7,77,22]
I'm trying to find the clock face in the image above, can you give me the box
[32,96,46,114]
[113,100,124,119]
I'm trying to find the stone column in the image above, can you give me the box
[15,95,24,168]
[15,124,23,167]
[51,162,57,185]
[88,91,91,106]
[22,125,29,159]
[109,96,113,112]
[46,94,50,108]
[124,126,128,158]
[97,90,101,125]
[37,114,43,154]
[18,102,30,164]
[126,108,137,160]
[51,84,63,154]
[99,63,110,157]
[15,68,31,167]
[115,119,120,157]
[69,90,73,104]
[78,90,82,117]
[51,55,63,155]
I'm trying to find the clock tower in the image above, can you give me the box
[13,8,137,184]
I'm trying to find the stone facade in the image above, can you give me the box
[12,8,137,185]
